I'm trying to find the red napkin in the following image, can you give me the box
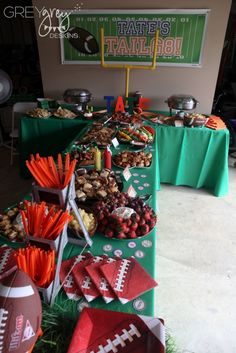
[67,307,165,353]
[72,255,105,302]
[100,257,158,304]
[60,252,92,301]
[0,245,17,280]
[85,256,117,303]
[205,115,226,130]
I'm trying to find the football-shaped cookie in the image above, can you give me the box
[67,27,99,55]
[67,307,165,353]
[0,269,42,353]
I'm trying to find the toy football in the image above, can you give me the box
[0,269,42,353]
[67,27,99,55]
[0,245,17,280]
[67,307,165,353]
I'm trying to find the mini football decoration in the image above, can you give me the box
[67,27,99,55]
[0,269,42,353]
[101,257,158,304]
[67,307,165,353]
[0,245,17,280]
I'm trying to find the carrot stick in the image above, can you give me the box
[58,154,63,184]
[20,210,28,235]
[64,153,70,185]
[29,160,50,187]
[26,161,45,187]
[36,159,56,187]
[50,213,72,239]
[63,159,76,188]
[48,156,60,188]
[41,205,56,229]
[43,209,63,238]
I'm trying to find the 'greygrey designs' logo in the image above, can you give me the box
[3,3,84,38]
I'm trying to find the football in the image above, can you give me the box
[67,307,165,353]
[0,245,17,280]
[0,269,42,353]
[67,27,99,55]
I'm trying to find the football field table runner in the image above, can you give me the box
[155,124,229,196]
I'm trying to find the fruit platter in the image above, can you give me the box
[75,168,123,202]
[113,150,152,168]
[69,145,96,166]
[76,123,115,147]
[117,125,155,146]
[0,204,25,242]
[93,192,157,239]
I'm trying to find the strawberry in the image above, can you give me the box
[98,213,104,221]
[105,230,114,238]
[144,212,151,221]
[102,218,108,226]
[126,219,132,227]
[140,224,150,235]
[139,218,146,226]
[130,223,138,231]
[129,231,137,238]
[117,232,126,239]
[130,213,140,223]
[122,225,130,234]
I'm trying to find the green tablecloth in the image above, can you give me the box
[19,115,229,196]
[155,125,229,196]
[54,130,159,316]
[1,132,159,316]
[19,116,91,178]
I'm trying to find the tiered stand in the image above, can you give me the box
[28,173,93,305]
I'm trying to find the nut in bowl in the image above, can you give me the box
[93,192,157,240]
[69,206,97,237]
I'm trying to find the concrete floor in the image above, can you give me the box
[0,147,236,353]
[157,156,236,353]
